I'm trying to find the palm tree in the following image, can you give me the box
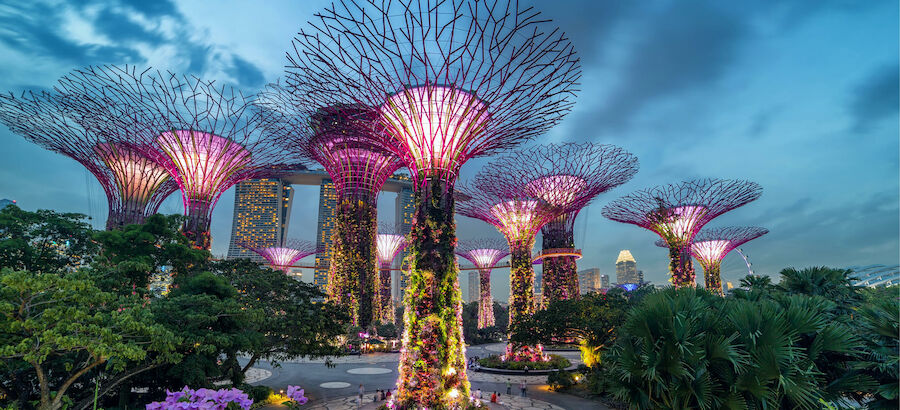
[852,295,899,408]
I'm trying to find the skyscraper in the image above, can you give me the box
[600,274,610,289]
[393,183,415,301]
[467,270,479,303]
[577,268,601,294]
[616,250,639,284]
[226,179,294,262]
[314,179,338,293]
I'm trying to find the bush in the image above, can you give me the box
[547,370,575,391]
[477,354,570,370]
[243,385,273,403]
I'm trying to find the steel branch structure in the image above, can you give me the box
[456,238,509,329]
[375,223,409,324]
[58,66,299,249]
[457,175,562,361]
[257,84,403,328]
[241,238,318,274]
[656,226,768,295]
[0,90,178,230]
[284,1,580,405]
[488,143,639,305]
[602,179,762,287]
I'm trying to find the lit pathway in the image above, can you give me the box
[298,394,566,410]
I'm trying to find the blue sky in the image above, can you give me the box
[0,0,896,299]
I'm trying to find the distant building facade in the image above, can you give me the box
[847,264,900,287]
[616,250,640,284]
[313,179,338,293]
[467,270,479,304]
[577,268,601,294]
[226,179,294,263]
[394,184,415,302]
[600,274,610,289]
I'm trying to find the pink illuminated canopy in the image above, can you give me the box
[242,239,317,274]
[525,175,587,207]
[691,240,731,266]
[381,85,489,179]
[376,233,408,267]
[652,205,708,243]
[95,143,171,205]
[156,130,252,201]
[467,248,507,270]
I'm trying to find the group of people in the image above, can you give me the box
[472,388,501,404]
[505,378,528,397]
[466,356,482,371]
[356,384,395,408]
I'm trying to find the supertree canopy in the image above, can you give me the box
[655,226,768,295]
[0,90,178,230]
[57,66,298,249]
[458,175,563,361]
[602,179,762,287]
[455,238,509,329]
[375,223,409,325]
[241,238,318,274]
[284,1,580,406]
[488,143,639,305]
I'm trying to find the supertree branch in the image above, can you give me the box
[456,238,509,329]
[240,238,318,274]
[0,90,178,230]
[603,178,763,287]
[655,226,768,295]
[57,65,301,249]
[285,0,581,188]
[375,223,409,324]
[285,1,579,405]
[485,142,639,304]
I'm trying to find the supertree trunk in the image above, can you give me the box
[183,201,213,249]
[507,238,545,360]
[327,198,377,328]
[541,218,579,305]
[668,244,695,288]
[703,263,723,296]
[477,268,495,329]
[376,265,394,324]
[396,178,469,407]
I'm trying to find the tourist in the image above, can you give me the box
[475,388,481,399]
[506,378,511,394]
[358,384,364,407]
[380,390,386,401]
[386,389,392,401]
[520,380,527,397]
[491,392,498,403]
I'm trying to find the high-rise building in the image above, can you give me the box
[226,179,294,263]
[616,250,639,284]
[467,270,479,303]
[600,274,610,289]
[637,269,644,283]
[0,199,15,210]
[313,179,338,293]
[577,268,601,294]
[393,183,415,301]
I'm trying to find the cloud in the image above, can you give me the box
[226,54,266,89]
[848,63,899,132]
[91,8,166,45]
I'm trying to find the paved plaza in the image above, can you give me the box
[247,343,606,409]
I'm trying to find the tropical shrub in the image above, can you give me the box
[477,354,570,370]
[547,370,576,391]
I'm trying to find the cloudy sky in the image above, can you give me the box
[0,0,896,299]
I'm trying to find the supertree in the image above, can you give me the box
[240,238,318,274]
[457,174,563,362]
[256,87,404,328]
[375,223,409,325]
[284,1,580,405]
[0,90,178,230]
[57,66,298,249]
[602,179,762,287]
[455,238,509,329]
[655,226,768,295]
[488,143,639,305]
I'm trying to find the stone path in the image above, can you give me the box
[467,371,548,385]
[212,367,272,386]
[300,394,564,410]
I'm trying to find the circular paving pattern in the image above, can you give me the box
[347,367,392,375]
[319,382,352,389]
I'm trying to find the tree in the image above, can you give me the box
[777,266,862,313]
[852,290,899,408]
[212,258,348,382]
[0,205,97,273]
[0,269,175,410]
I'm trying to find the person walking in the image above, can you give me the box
[506,378,512,395]
[357,384,364,408]
[520,380,527,397]
[475,388,482,399]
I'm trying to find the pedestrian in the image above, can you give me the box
[386,389,392,400]
[524,365,529,375]
[357,384,364,408]
[475,388,481,399]
[490,392,498,403]
[520,380,527,397]
[506,378,511,395]
[380,390,386,401]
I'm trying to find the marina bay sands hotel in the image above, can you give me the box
[225,169,415,300]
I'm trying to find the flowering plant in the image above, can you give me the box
[146,387,253,410]
[284,385,309,408]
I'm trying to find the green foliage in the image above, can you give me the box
[327,199,377,327]
[460,301,507,345]
[547,370,575,391]
[477,354,570,371]
[0,269,176,410]
[851,288,899,408]
[376,322,399,339]
[0,205,97,273]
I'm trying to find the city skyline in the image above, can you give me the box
[0,0,896,302]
